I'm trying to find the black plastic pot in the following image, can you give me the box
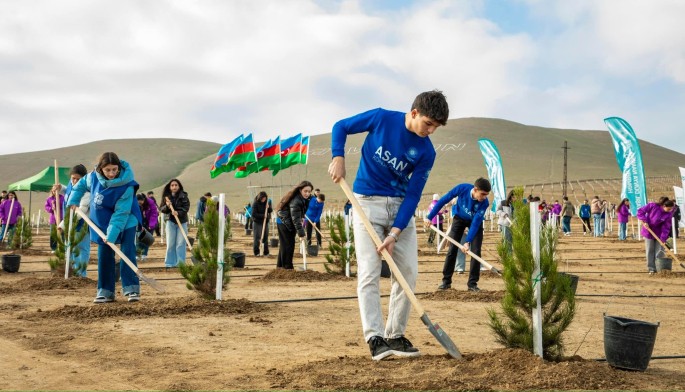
[604,314,659,371]
[656,257,672,272]
[231,252,246,268]
[245,228,252,236]
[137,229,154,247]
[188,236,195,247]
[381,259,391,278]
[2,254,21,273]
[269,238,279,248]
[307,245,319,257]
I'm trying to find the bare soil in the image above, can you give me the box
[1,220,684,391]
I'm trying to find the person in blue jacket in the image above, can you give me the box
[426,177,491,292]
[67,152,143,303]
[328,90,449,361]
[305,191,325,247]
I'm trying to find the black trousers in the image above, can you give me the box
[581,217,592,233]
[306,221,321,247]
[442,217,483,289]
[427,222,444,244]
[277,223,296,269]
[253,219,269,256]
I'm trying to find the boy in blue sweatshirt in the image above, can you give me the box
[426,178,491,292]
[305,191,325,247]
[328,90,449,361]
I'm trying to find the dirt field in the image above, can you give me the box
[1,219,684,391]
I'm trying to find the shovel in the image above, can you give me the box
[165,197,195,266]
[74,208,165,292]
[430,225,503,276]
[338,178,462,359]
[642,223,685,270]
[259,214,268,256]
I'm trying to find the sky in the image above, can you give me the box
[1,0,684,155]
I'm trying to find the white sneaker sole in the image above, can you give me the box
[390,350,421,358]
[371,350,394,361]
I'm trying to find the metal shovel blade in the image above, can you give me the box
[137,272,165,293]
[421,313,462,359]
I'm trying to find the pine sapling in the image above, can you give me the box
[47,212,88,276]
[323,214,355,275]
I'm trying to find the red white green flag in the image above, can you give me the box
[210,134,257,179]
[300,136,310,165]
[235,137,281,178]
[272,133,302,176]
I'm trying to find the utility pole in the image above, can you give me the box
[562,141,570,197]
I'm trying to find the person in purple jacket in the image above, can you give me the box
[616,198,632,241]
[637,198,675,274]
[136,193,159,261]
[0,191,23,244]
[328,90,449,361]
[45,184,66,251]
[551,200,562,228]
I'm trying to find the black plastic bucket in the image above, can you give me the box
[559,272,579,295]
[188,236,195,247]
[270,238,279,247]
[604,314,659,371]
[245,228,252,236]
[2,254,21,273]
[307,245,319,257]
[231,252,246,268]
[656,257,672,272]
[137,229,155,247]
[381,259,391,278]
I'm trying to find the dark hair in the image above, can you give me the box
[318,193,326,202]
[563,196,568,201]
[411,90,449,126]
[617,198,629,211]
[70,164,88,177]
[7,191,18,199]
[160,179,184,208]
[254,191,268,202]
[501,190,515,207]
[663,199,675,208]
[277,181,313,211]
[204,192,212,197]
[474,177,491,193]
[137,193,149,208]
[657,196,669,205]
[147,191,154,195]
[95,152,122,176]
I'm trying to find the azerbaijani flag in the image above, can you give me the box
[210,133,257,179]
[235,137,281,178]
[300,136,310,165]
[272,133,302,176]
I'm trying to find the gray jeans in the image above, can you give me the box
[645,239,662,272]
[353,194,417,342]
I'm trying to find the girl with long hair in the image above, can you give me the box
[276,181,313,269]
[159,179,190,267]
[616,198,631,241]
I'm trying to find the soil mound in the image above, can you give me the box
[267,348,679,390]
[260,268,352,282]
[0,276,96,294]
[653,270,685,279]
[25,297,264,322]
[420,289,504,302]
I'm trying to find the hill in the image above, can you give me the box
[2,118,684,213]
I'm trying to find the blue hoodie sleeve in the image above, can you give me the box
[426,185,462,221]
[331,108,381,158]
[465,199,489,243]
[392,153,435,231]
[67,175,90,207]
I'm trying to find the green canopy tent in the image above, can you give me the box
[7,166,71,222]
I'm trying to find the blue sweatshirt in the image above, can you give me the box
[305,197,324,223]
[331,108,435,230]
[427,183,489,244]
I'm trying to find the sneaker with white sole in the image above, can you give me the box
[93,296,114,303]
[126,293,140,302]
[368,336,393,361]
[387,336,420,357]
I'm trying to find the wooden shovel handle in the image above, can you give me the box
[642,222,680,261]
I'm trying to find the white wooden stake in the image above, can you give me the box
[345,211,351,278]
[216,193,226,300]
[530,201,543,358]
[64,209,74,279]
[436,214,440,253]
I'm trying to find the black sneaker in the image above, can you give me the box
[387,336,420,357]
[468,286,481,292]
[438,282,451,290]
[368,336,393,361]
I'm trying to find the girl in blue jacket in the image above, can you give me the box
[67,152,143,303]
